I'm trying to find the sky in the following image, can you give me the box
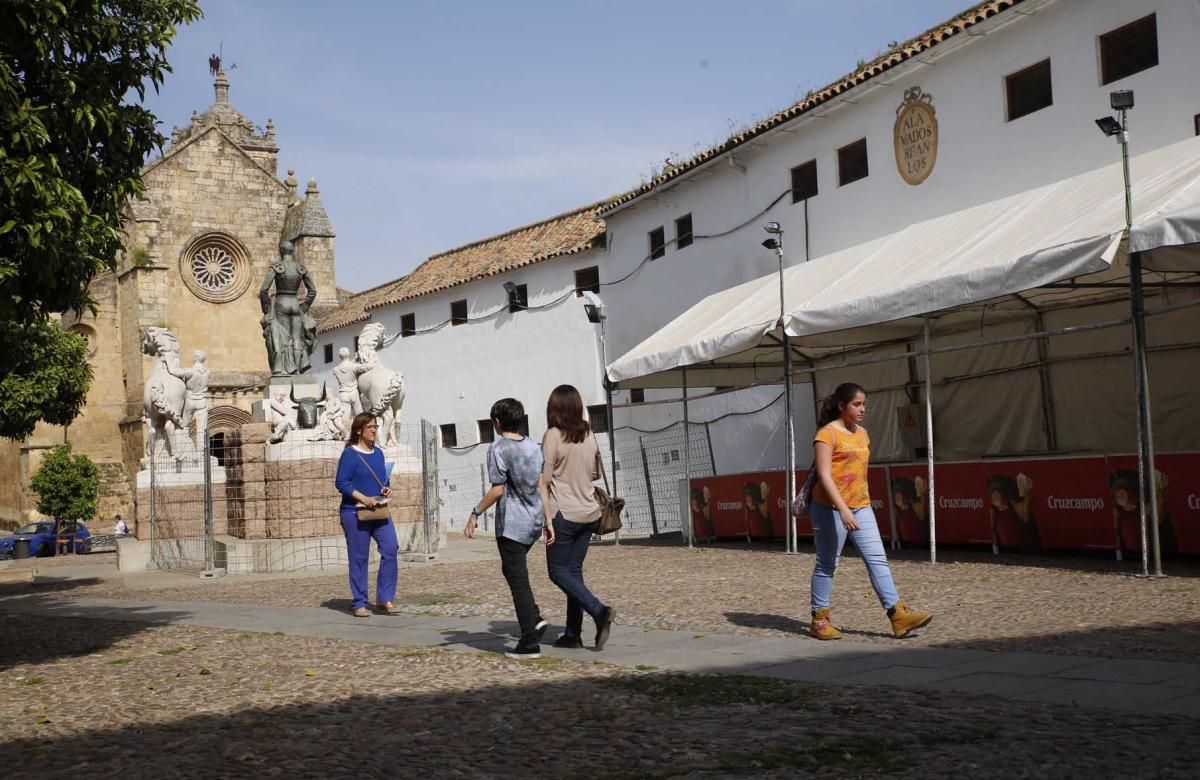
[143,0,972,293]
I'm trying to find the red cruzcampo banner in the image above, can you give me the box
[689,452,1200,554]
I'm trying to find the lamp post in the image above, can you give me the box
[583,292,619,546]
[763,222,797,555]
[1096,89,1162,577]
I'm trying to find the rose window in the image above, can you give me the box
[179,232,252,303]
[191,246,237,292]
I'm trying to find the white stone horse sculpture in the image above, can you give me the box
[355,323,406,448]
[142,327,187,462]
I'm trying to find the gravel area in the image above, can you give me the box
[1,613,1197,779]
[25,540,1200,663]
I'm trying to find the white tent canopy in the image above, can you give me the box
[610,136,1200,388]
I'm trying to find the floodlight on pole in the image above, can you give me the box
[582,290,619,544]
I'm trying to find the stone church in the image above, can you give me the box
[0,72,342,526]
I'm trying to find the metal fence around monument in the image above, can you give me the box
[147,419,440,576]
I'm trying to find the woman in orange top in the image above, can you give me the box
[808,383,932,640]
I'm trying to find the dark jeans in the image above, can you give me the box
[497,536,542,648]
[546,514,604,637]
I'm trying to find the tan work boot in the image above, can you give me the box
[888,601,932,638]
[810,608,843,640]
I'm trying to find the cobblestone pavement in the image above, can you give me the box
[35,540,1200,664]
[1,613,1197,779]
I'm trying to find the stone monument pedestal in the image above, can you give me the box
[133,429,228,543]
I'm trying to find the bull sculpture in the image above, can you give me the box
[290,384,327,430]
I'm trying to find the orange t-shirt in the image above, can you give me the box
[812,424,871,509]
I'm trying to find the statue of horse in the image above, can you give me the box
[141,327,187,462]
[355,323,406,448]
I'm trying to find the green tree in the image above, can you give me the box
[0,0,201,439]
[30,443,100,521]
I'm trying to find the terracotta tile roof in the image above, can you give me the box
[317,202,607,333]
[600,0,1028,214]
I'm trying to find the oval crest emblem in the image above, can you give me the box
[894,87,938,186]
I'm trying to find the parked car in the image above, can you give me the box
[0,520,91,559]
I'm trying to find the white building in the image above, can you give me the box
[318,0,1200,534]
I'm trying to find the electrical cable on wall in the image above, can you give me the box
[368,187,801,346]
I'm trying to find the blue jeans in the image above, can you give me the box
[546,514,604,636]
[809,503,900,613]
[340,508,399,610]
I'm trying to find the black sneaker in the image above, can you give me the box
[594,606,616,650]
[505,645,541,660]
[552,633,583,649]
[534,619,548,643]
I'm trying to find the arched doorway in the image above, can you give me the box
[207,405,252,467]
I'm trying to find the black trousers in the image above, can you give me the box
[497,536,542,647]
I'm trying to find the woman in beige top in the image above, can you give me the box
[538,384,616,650]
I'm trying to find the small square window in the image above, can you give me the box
[323,344,333,364]
[1006,59,1053,121]
[575,266,600,296]
[674,214,693,250]
[630,388,645,404]
[587,404,609,434]
[450,299,468,326]
[648,227,666,260]
[1195,114,1200,136]
[440,423,458,448]
[791,160,818,202]
[507,283,528,313]
[838,139,869,186]
[477,420,495,444]
[1100,14,1158,85]
[401,313,416,337]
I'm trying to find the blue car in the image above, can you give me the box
[0,519,91,559]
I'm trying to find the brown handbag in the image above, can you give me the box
[592,434,624,535]
[354,450,391,521]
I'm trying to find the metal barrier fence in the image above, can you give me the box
[146,419,439,576]
[437,422,716,540]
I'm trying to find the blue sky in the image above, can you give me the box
[144,0,971,292]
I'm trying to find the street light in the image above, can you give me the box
[762,221,798,555]
[1095,89,1162,576]
[582,291,619,545]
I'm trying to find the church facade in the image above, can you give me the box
[0,72,341,526]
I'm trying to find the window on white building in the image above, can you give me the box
[440,423,458,448]
[1100,14,1158,86]
[477,420,495,444]
[587,404,608,434]
[575,266,600,296]
[648,227,666,260]
[630,388,645,404]
[507,283,528,313]
[323,344,333,363]
[450,299,468,326]
[674,214,693,250]
[791,159,818,202]
[837,139,868,186]
[1006,59,1053,121]
[401,313,415,337]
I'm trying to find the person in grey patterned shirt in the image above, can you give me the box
[465,398,556,659]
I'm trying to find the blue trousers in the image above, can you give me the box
[340,508,399,609]
[546,514,604,637]
[809,503,900,613]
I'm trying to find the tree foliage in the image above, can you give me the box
[0,321,93,439]
[30,443,100,522]
[0,0,201,438]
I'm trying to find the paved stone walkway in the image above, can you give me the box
[2,592,1197,718]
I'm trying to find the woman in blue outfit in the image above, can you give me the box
[334,412,399,617]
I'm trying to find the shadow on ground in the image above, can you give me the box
[0,591,192,671]
[1,613,1199,779]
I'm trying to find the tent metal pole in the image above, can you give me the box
[607,383,619,547]
[784,333,797,554]
[682,366,692,548]
[923,319,938,565]
[1130,250,1163,576]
